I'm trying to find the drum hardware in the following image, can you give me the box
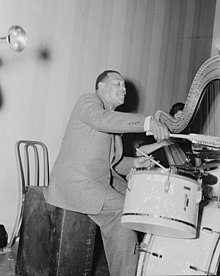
[172,163,218,185]
[176,168,200,180]
[134,242,147,254]
[134,167,152,171]
[189,265,215,275]
[187,150,220,161]
[198,160,220,170]
[170,163,200,176]
[171,163,197,171]
[202,227,220,235]
[184,194,189,211]
[173,166,201,181]
[127,176,134,191]
[190,232,220,276]
[201,151,220,161]
[134,242,139,254]
[146,251,162,258]
[164,169,171,192]
[135,242,162,258]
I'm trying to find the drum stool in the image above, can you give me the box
[15,186,98,276]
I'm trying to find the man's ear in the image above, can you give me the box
[98,82,105,91]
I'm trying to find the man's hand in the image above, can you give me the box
[160,138,173,147]
[133,157,155,169]
[148,118,169,141]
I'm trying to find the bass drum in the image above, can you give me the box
[136,200,220,275]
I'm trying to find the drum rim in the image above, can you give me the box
[130,168,199,184]
[122,212,197,230]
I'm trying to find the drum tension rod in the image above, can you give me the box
[189,265,215,275]
[164,168,171,193]
[202,227,220,235]
[134,242,162,258]
[134,242,144,254]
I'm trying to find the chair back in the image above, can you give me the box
[16,140,49,193]
[8,140,49,248]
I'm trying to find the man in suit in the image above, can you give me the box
[46,70,169,276]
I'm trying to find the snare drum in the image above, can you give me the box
[121,168,202,238]
[136,200,220,275]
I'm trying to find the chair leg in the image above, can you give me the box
[7,194,23,249]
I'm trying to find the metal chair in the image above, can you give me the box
[8,140,49,248]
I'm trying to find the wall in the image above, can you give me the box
[0,0,216,239]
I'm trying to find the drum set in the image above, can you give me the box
[121,150,220,275]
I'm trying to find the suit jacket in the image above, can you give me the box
[46,92,146,214]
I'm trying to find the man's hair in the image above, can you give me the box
[95,70,120,90]
[169,102,184,117]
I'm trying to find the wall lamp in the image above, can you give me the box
[0,25,27,52]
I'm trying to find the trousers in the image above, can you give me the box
[89,184,138,276]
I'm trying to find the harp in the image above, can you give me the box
[154,55,220,175]
[155,54,220,135]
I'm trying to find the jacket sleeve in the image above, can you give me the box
[114,156,134,176]
[78,94,147,134]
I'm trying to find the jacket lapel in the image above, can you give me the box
[111,134,123,167]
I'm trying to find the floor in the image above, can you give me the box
[0,242,18,276]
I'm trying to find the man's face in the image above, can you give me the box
[100,72,126,109]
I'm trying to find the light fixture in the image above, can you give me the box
[0,25,27,52]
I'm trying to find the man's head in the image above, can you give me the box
[96,70,126,110]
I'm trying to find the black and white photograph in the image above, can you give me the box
[0,0,220,275]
